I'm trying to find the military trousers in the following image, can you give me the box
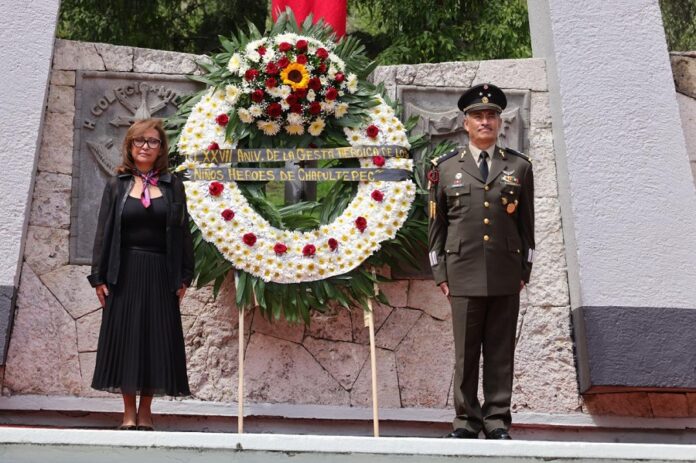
[450,294,519,433]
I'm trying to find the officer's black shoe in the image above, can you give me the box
[486,428,511,440]
[443,428,479,439]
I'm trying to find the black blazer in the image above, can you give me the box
[87,172,194,292]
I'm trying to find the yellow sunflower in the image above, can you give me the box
[280,62,310,90]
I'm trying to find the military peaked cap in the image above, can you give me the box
[457,83,507,113]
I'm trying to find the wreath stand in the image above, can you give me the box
[234,271,381,437]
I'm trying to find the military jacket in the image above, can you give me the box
[428,145,535,296]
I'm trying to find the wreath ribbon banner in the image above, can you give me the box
[191,166,412,182]
[192,145,410,163]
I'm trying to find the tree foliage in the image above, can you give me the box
[57,1,696,61]
[347,0,532,64]
[56,0,269,54]
[660,0,696,51]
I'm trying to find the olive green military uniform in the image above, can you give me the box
[428,144,534,434]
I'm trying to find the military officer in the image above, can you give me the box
[428,83,534,440]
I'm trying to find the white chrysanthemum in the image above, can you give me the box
[307,89,316,102]
[308,119,325,136]
[346,73,358,93]
[238,108,253,124]
[287,112,304,125]
[328,53,345,70]
[245,39,267,53]
[257,120,281,136]
[225,85,241,105]
[327,66,338,79]
[249,105,263,118]
[285,123,304,135]
[321,100,336,113]
[335,102,349,118]
[227,53,242,73]
[246,50,261,63]
[262,48,276,63]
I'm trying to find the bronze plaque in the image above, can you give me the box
[70,71,202,264]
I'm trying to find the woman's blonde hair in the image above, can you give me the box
[116,118,170,174]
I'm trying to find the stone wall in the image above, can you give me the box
[672,51,696,183]
[6,39,693,423]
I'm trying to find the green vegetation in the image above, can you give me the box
[57,1,695,62]
[660,0,696,51]
[348,0,532,64]
[56,0,269,54]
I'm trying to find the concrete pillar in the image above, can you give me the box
[0,0,61,363]
[527,0,696,392]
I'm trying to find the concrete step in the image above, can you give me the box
[2,428,695,463]
[2,395,696,444]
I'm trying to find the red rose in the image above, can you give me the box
[221,209,235,221]
[316,47,329,60]
[296,54,308,65]
[286,93,298,106]
[244,69,259,81]
[372,155,386,167]
[371,190,384,202]
[355,216,367,233]
[273,243,288,255]
[277,56,290,68]
[251,89,265,103]
[266,102,282,118]
[243,233,257,246]
[294,88,307,99]
[302,244,316,257]
[318,63,327,74]
[279,42,292,52]
[296,39,308,51]
[427,169,439,184]
[290,103,303,114]
[325,87,338,100]
[209,181,224,196]
[334,72,345,83]
[366,124,380,139]
[328,238,338,251]
[265,77,277,88]
[309,101,321,115]
[207,142,220,150]
[308,77,322,91]
[266,62,279,75]
[215,113,229,126]
[257,46,266,56]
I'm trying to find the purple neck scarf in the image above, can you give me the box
[135,169,159,208]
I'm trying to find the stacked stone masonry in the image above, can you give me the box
[3,40,696,420]
[672,52,696,185]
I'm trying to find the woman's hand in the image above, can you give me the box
[96,284,109,307]
[176,284,187,303]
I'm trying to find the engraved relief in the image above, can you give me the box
[71,72,202,264]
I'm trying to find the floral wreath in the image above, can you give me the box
[167,13,437,321]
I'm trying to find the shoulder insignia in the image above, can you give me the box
[504,147,531,163]
[430,148,459,167]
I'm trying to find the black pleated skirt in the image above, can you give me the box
[92,248,190,396]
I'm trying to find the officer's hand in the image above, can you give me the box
[519,280,526,292]
[439,282,450,297]
[96,284,109,307]
[176,284,188,303]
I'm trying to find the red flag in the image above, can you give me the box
[272,0,347,37]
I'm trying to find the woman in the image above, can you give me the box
[87,118,194,430]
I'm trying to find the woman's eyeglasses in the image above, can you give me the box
[132,137,161,149]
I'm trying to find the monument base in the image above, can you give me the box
[1,395,695,444]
